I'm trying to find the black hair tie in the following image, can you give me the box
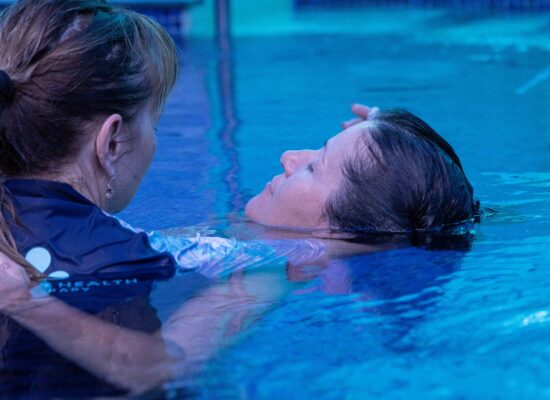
[0,70,14,103]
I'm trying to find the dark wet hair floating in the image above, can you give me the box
[325,109,480,235]
[0,70,14,103]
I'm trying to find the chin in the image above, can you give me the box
[244,194,266,223]
[244,197,256,219]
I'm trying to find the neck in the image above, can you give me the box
[21,166,106,210]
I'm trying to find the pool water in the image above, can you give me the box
[3,5,550,399]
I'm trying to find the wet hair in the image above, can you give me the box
[325,109,479,234]
[0,0,179,278]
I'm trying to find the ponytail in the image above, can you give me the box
[0,56,39,280]
[0,184,42,280]
[0,66,40,280]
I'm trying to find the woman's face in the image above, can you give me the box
[245,122,370,229]
[108,105,158,213]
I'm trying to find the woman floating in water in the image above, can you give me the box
[246,107,478,234]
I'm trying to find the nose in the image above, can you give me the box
[280,150,315,177]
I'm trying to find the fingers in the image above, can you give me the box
[351,104,380,119]
[0,256,29,285]
[224,308,248,338]
[341,117,363,129]
[351,103,371,118]
[342,104,380,129]
[0,252,13,264]
[229,269,246,297]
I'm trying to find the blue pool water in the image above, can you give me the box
[3,5,550,399]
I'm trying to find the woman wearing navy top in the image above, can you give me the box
[0,0,180,280]
[0,0,245,395]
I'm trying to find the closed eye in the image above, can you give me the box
[306,163,314,173]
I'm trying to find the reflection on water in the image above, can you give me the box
[196,237,473,398]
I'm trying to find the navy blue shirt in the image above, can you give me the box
[0,180,214,397]
[3,179,177,280]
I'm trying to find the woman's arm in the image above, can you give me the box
[0,256,182,393]
[0,253,281,394]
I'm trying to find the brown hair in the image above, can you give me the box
[0,0,179,279]
[325,109,479,234]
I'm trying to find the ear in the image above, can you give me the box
[94,114,124,178]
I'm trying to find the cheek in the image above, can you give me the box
[271,183,325,225]
[127,133,155,183]
[134,132,156,177]
[151,132,157,154]
[145,132,157,163]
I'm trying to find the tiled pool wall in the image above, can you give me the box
[294,0,550,11]
[1,0,549,38]
[127,6,189,35]
[119,0,550,38]
[0,1,201,36]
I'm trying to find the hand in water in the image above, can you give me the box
[0,252,31,312]
[341,104,380,129]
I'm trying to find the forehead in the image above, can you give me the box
[324,121,374,166]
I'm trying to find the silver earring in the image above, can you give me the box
[106,176,115,199]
